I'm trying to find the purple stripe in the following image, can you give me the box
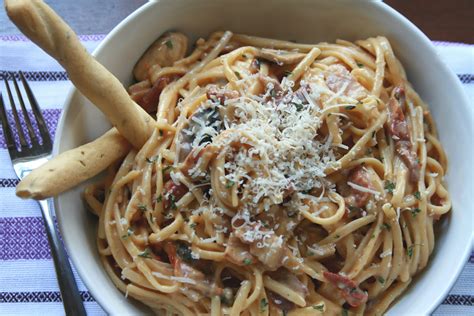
[0,71,68,82]
[0,109,61,149]
[458,74,474,84]
[442,295,474,306]
[0,291,95,303]
[0,34,106,42]
[0,217,50,260]
[0,179,19,187]
[0,290,471,306]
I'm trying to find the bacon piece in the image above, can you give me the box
[387,87,410,140]
[325,64,367,99]
[234,222,287,271]
[135,76,171,113]
[323,271,368,307]
[345,166,371,208]
[206,85,239,105]
[224,234,254,266]
[180,145,219,178]
[258,75,283,102]
[387,86,420,183]
[267,291,295,313]
[396,141,420,182]
[162,180,188,210]
[293,85,312,105]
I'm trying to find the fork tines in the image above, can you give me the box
[0,71,52,158]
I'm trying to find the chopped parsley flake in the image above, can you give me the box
[243,258,252,265]
[381,223,391,231]
[290,101,303,111]
[414,191,421,200]
[225,180,235,189]
[146,156,157,163]
[156,194,162,203]
[345,105,356,110]
[138,248,152,258]
[162,165,173,174]
[260,298,268,311]
[348,205,362,213]
[357,63,364,68]
[313,303,325,311]
[411,208,421,217]
[177,243,194,263]
[137,204,147,212]
[377,276,385,284]
[234,71,241,79]
[189,223,197,229]
[121,228,134,239]
[169,194,177,210]
[165,39,173,49]
[407,245,414,258]
[283,70,292,76]
[384,181,395,194]
[199,134,213,145]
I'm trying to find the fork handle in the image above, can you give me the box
[38,199,87,316]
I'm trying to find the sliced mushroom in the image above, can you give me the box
[133,32,188,81]
[256,48,306,65]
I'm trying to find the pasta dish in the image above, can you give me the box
[84,31,451,315]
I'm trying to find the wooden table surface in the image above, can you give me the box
[0,0,473,43]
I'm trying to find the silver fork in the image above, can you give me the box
[0,72,86,316]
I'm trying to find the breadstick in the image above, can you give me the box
[5,0,155,148]
[16,128,130,200]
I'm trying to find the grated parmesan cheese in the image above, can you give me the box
[347,181,380,196]
[151,271,197,285]
[211,82,337,211]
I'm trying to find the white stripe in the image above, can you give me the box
[4,81,72,110]
[433,303,474,316]
[0,41,100,72]
[434,46,474,75]
[0,260,88,292]
[447,262,474,296]
[0,302,105,316]
[0,150,16,179]
[0,187,42,217]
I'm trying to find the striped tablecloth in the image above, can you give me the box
[0,34,473,315]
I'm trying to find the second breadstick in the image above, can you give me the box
[16,128,130,200]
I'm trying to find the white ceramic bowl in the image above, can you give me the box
[54,0,474,314]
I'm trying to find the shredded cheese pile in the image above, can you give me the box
[213,82,337,209]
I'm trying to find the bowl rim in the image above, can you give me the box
[53,0,474,314]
